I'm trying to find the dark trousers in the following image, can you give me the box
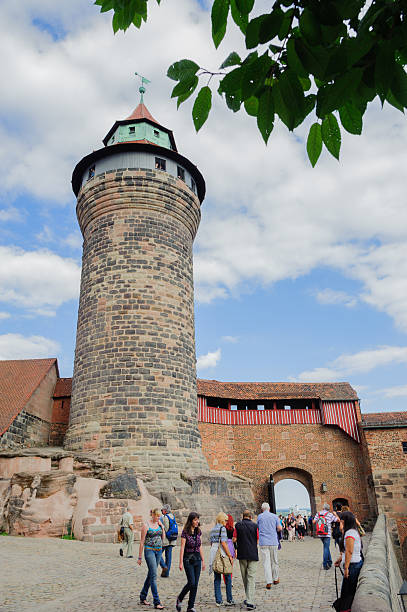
[338,560,363,611]
[178,554,201,610]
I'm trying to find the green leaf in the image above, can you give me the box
[278,8,294,40]
[259,8,284,44]
[286,38,307,77]
[299,76,311,91]
[339,101,362,135]
[245,15,265,49]
[212,0,230,49]
[235,0,254,14]
[295,39,328,80]
[321,113,341,160]
[244,96,259,116]
[225,93,242,112]
[96,0,115,13]
[167,60,200,82]
[386,91,405,113]
[220,52,241,69]
[257,87,274,144]
[219,66,243,94]
[317,68,363,118]
[171,75,199,99]
[192,86,212,131]
[390,63,407,108]
[241,53,273,100]
[274,69,305,131]
[112,11,122,33]
[299,8,321,46]
[307,123,322,167]
[230,0,248,34]
[375,42,395,103]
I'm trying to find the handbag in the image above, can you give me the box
[357,524,366,537]
[213,528,233,575]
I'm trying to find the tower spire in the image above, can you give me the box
[135,72,151,104]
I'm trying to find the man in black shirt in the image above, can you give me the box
[233,510,259,611]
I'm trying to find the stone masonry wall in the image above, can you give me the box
[0,366,57,448]
[198,421,373,520]
[364,426,407,574]
[64,168,209,477]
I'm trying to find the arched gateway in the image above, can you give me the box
[197,380,375,522]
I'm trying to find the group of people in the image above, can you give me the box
[118,500,364,612]
[279,513,310,541]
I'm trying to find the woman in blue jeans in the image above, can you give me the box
[334,512,364,612]
[138,508,165,609]
[176,512,206,612]
[209,512,235,606]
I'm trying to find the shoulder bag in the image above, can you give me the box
[213,527,233,574]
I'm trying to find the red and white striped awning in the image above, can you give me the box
[321,401,360,443]
[197,396,360,442]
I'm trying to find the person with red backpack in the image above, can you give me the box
[313,502,339,570]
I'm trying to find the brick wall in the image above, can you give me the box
[199,421,373,520]
[50,397,71,446]
[65,168,209,476]
[82,499,143,543]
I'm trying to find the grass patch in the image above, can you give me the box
[61,534,75,540]
[0,531,8,536]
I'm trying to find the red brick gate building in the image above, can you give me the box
[197,379,375,521]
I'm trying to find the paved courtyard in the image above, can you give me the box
[0,535,367,611]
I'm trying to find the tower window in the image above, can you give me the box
[155,157,166,171]
[88,166,95,180]
[177,166,185,181]
[129,126,135,134]
[191,178,196,193]
[402,442,407,454]
[154,130,160,137]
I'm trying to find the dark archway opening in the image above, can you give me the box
[332,497,349,511]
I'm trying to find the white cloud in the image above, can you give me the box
[0,333,60,360]
[221,335,239,343]
[36,225,54,243]
[296,345,407,381]
[0,207,24,223]
[379,384,407,399]
[197,348,221,370]
[63,232,82,249]
[315,289,357,308]
[0,312,11,320]
[0,246,80,312]
[1,0,407,336]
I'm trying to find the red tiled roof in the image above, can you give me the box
[0,358,57,435]
[126,103,159,124]
[53,378,72,398]
[197,379,358,401]
[362,412,407,427]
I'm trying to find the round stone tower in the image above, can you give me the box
[65,100,209,477]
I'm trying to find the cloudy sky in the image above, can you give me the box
[1,0,407,418]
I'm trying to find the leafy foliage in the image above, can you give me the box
[95,0,407,166]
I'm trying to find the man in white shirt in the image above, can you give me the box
[119,507,134,558]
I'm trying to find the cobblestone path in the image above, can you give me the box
[0,535,366,612]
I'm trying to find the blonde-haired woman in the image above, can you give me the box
[209,511,235,606]
[138,508,165,609]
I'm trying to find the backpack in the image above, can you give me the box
[165,514,178,541]
[316,512,329,537]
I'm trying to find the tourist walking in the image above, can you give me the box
[287,513,296,542]
[119,506,134,558]
[313,502,339,570]
[233,509,259,611]
[159,504,178,577]
[224,514,236,586]
[333,511,364,611]
[138,508,165,609]
[257,502,282,588]
[209,512,235,606]
[296,514,305,541]
[176,512,205,612]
